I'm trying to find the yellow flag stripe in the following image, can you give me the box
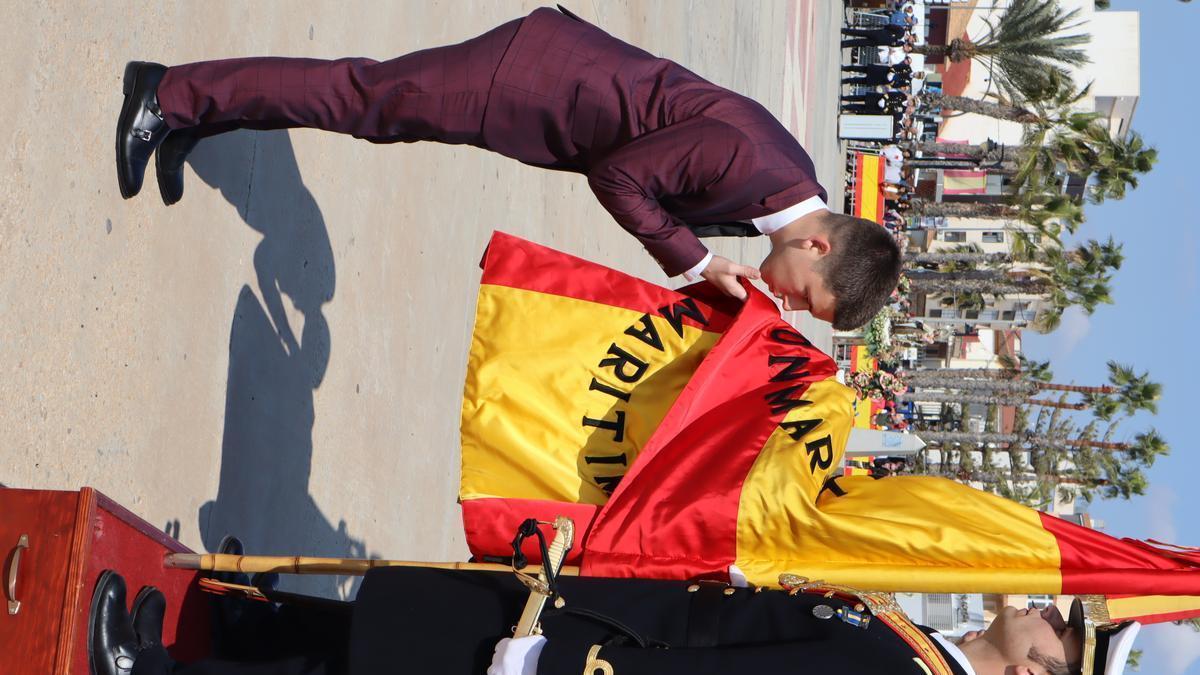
[461,284,720,504]
[738,475,1063,592]
[1106,595,1200,623]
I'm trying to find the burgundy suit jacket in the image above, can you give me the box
[483,8,827,276]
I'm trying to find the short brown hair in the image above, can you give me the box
[817,213,903,330]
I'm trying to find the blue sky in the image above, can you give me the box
[1021,2,1200,672]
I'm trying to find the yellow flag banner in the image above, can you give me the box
[461,233,1200,600]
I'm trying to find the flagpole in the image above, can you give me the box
[164,552,582,577]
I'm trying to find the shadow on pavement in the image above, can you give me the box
[186,129,366,599]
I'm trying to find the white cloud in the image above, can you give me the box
[1046,306,1092,359]
[1147,622,1200,674]
[1145,485,1179,543]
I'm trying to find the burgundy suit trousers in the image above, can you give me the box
[156,18,521,146]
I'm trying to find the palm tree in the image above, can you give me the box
[906,359,1159,420]
[903,137,1038,173]
[916,404,1163,506]
[1081,362,1163,419]
[907,248,1013,266]
[908,236,1119,324]
[919,424,1167,462]
[899,391,1029,406]
[1088,131,1158,203]
[907,200,1019,219]
[903,357,1052,386]
[910,95,1039,123]
[911,0,1090,98]
[1123,430,1170,466]
[1034,361,1156,399]
[908,191,1084,240]
[917,71,1157,210]
[906,272,1049,296]
[1007,72,1159,198]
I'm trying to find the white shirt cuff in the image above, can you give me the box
[486,636,547,675]
[750,195,828,235]
[682,251,714,281]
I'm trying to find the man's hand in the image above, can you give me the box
[699,255,761,301]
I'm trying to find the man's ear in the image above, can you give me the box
[1011,667,1037,675]
[806,232,832,257]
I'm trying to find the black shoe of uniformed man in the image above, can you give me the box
[130,585,167,650]
[88,570,141,675]
[155,128,200,206]
[116,61,172,199]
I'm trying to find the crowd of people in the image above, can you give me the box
[839,4,931,243]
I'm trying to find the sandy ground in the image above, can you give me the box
[0,1,844,597]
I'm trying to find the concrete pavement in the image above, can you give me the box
[0,1,844,597]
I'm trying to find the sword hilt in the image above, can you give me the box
[513,516,575,637]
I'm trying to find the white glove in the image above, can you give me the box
[487,635,548,675]
[728,564,750,588]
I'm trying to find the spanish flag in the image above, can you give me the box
[853,152,886,224]
[459,231,849,570]
[460,233,1200,600]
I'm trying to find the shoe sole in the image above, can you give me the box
[116,62,144,199]
[154,145,178,206]
[88,569,118,675]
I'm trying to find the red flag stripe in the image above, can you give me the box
[462,498,600,566]
[480,232,738,333]
[1041,513,1200,595]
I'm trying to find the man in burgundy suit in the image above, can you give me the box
[116,6,901,330]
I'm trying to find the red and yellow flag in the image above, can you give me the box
[460,233,1200,599]
[853,153,886,224]
[459,232,847,569]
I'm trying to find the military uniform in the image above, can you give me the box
[140,567,967,674]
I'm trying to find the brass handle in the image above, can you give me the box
[7,534,29,615]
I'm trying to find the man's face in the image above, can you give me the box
[978,605,1082,673]
[759,240,837,323]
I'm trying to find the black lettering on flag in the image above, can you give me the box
[582,410,627,442]
[594,474,623,495]
[805,435,834,473]
[780,418,823,441]
[658,298,708,338]
[770,327,812,347]
[624,314,665,351]
[768,355,812,383]
[599,345,649,383]
[589,377,632,402]
[764,385,813,415]
[819,476,847,498]
[584,453,628,466]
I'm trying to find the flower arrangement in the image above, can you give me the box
[848,369,909,402]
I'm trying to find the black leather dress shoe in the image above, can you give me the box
[214,535,278,592]
[88,570,139,675]
[155,128,199,206]
[130,586,167,650]
[116,61,172,199]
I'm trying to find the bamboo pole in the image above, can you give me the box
[165,553,581,578]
